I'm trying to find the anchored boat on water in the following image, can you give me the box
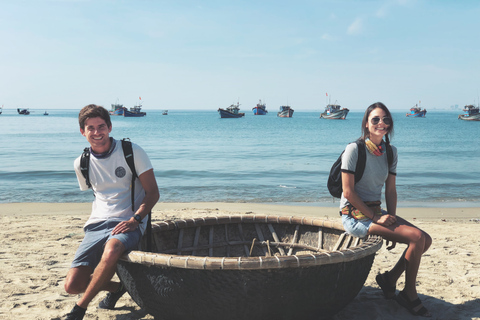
[17,108,30,115]
[123,97,146,117]
[458,104,480,121]
[218,102,245,118]
[277,105,294,117]
[252,100,268,115]
[406,104,427,117]
[320,104,349,119]
[110,102,124,116]
[123,105,146,117]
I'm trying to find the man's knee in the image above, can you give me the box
[65,280,86,294]
[102,239,126,265]
[64,267,92,294]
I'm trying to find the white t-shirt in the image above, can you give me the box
[74,139,153,233]
[339,141,397,209]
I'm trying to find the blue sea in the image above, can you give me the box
[1,108,479,207]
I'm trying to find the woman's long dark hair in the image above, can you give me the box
[361,102,394,144]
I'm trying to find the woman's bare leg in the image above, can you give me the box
[369,217,432,303]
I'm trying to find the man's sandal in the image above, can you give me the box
[396,290,431,317]
[375,271,396,299]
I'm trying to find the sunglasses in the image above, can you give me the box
[370,116,392,125]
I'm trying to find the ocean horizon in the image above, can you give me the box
[1,108,479,208]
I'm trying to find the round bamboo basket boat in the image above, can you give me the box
[117,215,383,320]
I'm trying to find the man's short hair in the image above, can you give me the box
[79,104,112,129]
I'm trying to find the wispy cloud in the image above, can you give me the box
[376,5,388,18]
[321,33,334,41]
[347,17,363,35]
[376,0,413,18]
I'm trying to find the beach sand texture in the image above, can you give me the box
[0,203,479,320]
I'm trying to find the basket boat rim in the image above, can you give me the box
[120,214,383,270]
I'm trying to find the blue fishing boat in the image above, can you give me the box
[252,100,268,115]
[277,105,294,118]
[124,105,146,117]
[218,102,245,118]
[406,104,427,117]
[110,103,124,116]
[123,97,146,117]
[123,105,146,117]
[458,104,480,121]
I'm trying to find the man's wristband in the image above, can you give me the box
[134,214,143,224]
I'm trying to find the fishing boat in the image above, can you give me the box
[117,215,382,320]
[406,104,427,117]
[123,105,146,117]
[0,105,3,115]
[277,105,294,117]
[252,100,268,115]
[218,102,245,118]
[458,104,480,121]
[320,104,349,119]
[110,102,124,116]
[43,111,49,116]
[162,110,168,115]
[17,108,30,115]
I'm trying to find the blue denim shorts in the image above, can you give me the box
[342,209,387,238]
[70,219,142,269]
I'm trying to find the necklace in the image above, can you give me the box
[365,138,385,156]
[91,138,116,159]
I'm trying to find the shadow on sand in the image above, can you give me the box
[109,285,479,320]
[333,285,479,320]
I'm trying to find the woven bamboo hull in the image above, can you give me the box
[117,215,382,320]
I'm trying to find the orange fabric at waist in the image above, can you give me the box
[341,201,382,220]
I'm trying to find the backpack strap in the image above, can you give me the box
[354,139,367,183]
[121,139,137,212]
[385,142,395,175]
[80,147,92,189]
[121,138,152,252]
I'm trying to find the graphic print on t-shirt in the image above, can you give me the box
[115,166,126,178]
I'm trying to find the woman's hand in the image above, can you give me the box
[374,214,397,227]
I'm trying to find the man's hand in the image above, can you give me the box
[111,218,139,235]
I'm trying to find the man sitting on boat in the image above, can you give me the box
[63,104,159,320]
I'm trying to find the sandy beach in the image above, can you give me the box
[0,202,479,320]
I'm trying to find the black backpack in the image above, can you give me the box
[80,138,152,251]
[327,139,393,198]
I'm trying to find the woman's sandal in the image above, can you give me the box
[396,290,432,317]
[375,271,396,299]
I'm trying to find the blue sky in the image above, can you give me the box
[1,0,479,111]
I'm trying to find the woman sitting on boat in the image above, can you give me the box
[339,102,432,317]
